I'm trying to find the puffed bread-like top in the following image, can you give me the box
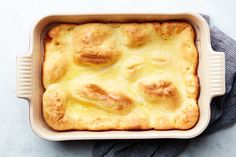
[43,22,199,131]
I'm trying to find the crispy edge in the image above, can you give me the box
[174,103,199,129]
[42,54,67,88]
[42,86,72,130]
[122,23,153,47]
[48,24,77,38]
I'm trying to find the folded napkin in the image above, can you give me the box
[93,15,236,157]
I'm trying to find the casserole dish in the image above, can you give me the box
[16,12,225,141]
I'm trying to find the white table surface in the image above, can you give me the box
[1,0,236,156]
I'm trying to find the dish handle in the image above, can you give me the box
[209,51,225,98]
[16,54,32,100]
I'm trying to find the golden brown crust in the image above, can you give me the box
[48,24,77,39]
[72,84,134,113]
[43,54,67,88]
[122,23,152,47]
[74,47,120,67]
[139,80,177,98]
[184,75,200,99]
[174,103,199,129]
[120,117,149,130]
[152,116,173,130]
[43,22,199,131]
[138,79,182,112]
[43,85,72,130]
[75,24,112,46]
[161,22,191,34]
[157,22,193,39]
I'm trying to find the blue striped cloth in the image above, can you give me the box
[93,15,236,157]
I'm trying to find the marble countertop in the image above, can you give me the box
[1,0,236,156]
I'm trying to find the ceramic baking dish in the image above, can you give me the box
[16,12,225,141]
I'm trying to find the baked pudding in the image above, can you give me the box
[42,22,199,131]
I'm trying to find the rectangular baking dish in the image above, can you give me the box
[16,12,225,141]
